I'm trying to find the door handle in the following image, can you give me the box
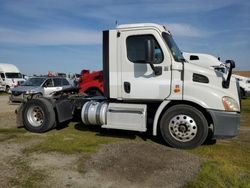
[124,82,130,93]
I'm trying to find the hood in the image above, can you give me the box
[12,78,25,84]
[184,62,240,108]
[183,52,223,68]
[11,86,40,92]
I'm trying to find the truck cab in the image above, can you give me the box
[102,23,240,146]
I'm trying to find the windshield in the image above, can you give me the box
[5,72,22,78]
[21,77,46,86]
[162,32,184,62]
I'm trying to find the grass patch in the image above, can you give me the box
[240,98,250,138]
[241,97,250,113]
[0,128,28,142]
[186,161,249,188]
[24,123,143,154]
[185,98,250,188]
[0,92,8,96]
[0,128,26,134]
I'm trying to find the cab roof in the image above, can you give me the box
[116,23,170,34]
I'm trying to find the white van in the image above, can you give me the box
[233,74,250,97]
[0,63,25,92]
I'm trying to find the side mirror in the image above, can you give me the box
[145,39,162,76]
[145,39,155,63]
[222,60,236,88]
[225,60,235,69]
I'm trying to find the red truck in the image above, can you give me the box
[78,69,104,96]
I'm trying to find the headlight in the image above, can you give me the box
[26,90,37,94]
[222,96,240,112]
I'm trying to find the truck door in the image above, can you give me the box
[0,73,5,81]
[120,29,172,100]
[43,78,55,97]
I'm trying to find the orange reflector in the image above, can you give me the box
[174,85,181,93]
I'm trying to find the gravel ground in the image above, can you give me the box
[83,142,201,188]
[0,95,19,114]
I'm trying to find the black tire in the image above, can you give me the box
[22,98,56,133]
[5,86,10,93]
[160,104,208,149]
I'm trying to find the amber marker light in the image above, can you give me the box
[174,85,181,93]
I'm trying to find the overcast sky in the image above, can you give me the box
[0,0,249,75]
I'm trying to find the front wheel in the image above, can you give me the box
[160,104,208,149]
[22,98,56,133]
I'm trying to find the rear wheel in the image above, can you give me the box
[22,98,56,133]
[5,86,10,93]
[160,104,208,149]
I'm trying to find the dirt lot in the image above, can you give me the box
[0,95,19,113]
[0,95,20,129]
[0,95,201,188]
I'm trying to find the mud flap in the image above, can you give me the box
[15,103,24,128]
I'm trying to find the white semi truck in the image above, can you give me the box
[19,23,240,149]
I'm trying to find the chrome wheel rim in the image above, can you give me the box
[27,106,44,127]
[169,114,197,142]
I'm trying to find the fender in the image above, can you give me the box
[153,100,170,136]
[152,98,213,136]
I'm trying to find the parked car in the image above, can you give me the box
[10,77,71,102]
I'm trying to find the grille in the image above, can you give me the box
[12,91,24,96]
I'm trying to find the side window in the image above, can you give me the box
[62,79,69,86]
[0,73,5,79]
[53,78,62,87]
[126,35,163,64]
[44,79,53,87]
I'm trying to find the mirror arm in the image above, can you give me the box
[222,60,235,88]
[149,63,156,72]
[149,63,162,76]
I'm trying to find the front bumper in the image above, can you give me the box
[10,93,25,102]
[208,110,240,138]
[0,86,5,91]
